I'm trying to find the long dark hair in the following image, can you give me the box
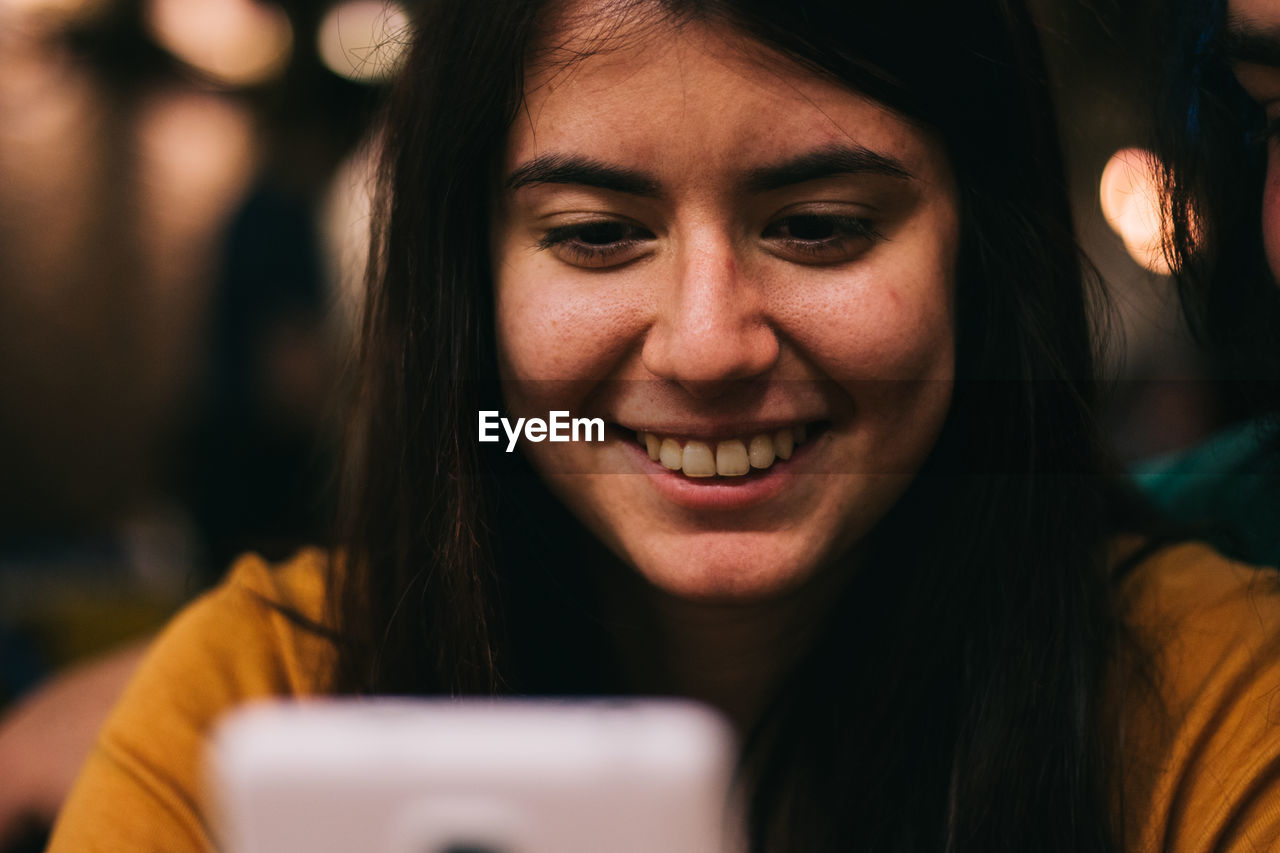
[331,1,1127,850]
[1153,0,1280,416]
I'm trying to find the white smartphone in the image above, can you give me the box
[209,697,744,853]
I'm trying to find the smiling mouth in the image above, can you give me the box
[631,424,820,479]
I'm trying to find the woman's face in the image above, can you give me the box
[491,9,959,602]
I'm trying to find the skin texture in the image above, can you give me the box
[491,12,959,609]
[1229,0,1280,278]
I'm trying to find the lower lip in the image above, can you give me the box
[621,436,812,511]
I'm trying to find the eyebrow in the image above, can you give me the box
[505,154,662,196]
[1224,18,1280,67]
[742,143,913,193]
[504,143,914,198]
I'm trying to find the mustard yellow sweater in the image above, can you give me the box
[47,543,1280,851]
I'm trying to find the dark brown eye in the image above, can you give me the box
[778,215,838,240]
[575,221,634,245]
[537,220,656,269]
[762,213,883,265]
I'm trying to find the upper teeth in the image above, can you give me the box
[635,425,810,478]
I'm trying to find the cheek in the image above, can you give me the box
[494,257,641,384]
[832,277,955,451]
[850,287,954,379]
[1264,153,1280,283]
[780,258,956,382]
[798,200,958,382]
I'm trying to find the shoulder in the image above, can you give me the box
[1117,541,1280,852]
[1132,418,1280,565]
[116,547,336,705]
[47,548,336,852]
[1133,419,1275,490]
[1119,539,1280,640]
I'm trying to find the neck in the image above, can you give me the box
[599,553,854,734]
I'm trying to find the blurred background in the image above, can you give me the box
[0,0,399,703]
[0,0,1209,803]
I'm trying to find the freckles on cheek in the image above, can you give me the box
[809,289,954,380]
[498,284,643,381]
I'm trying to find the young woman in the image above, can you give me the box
[47,0,1280,850]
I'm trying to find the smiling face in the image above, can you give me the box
[491,9,959,602]
[1229,0,1280,278]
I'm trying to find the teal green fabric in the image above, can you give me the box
[1134,419,1280,567]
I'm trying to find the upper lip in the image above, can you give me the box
[614,418,822,440]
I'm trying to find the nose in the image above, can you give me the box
[640,236,780,397]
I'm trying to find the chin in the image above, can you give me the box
[624,534,844,604]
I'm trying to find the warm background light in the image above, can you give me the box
[0,0,107,41]
[317,1,410,83]
[144,0,293,87]
[1099,147,1173,275]
[321,137,378,329]
[0,0,104,19]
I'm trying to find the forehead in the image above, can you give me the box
[1231,0,1280,27]
[1225,0,1280,77]
[509,7,947,186]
